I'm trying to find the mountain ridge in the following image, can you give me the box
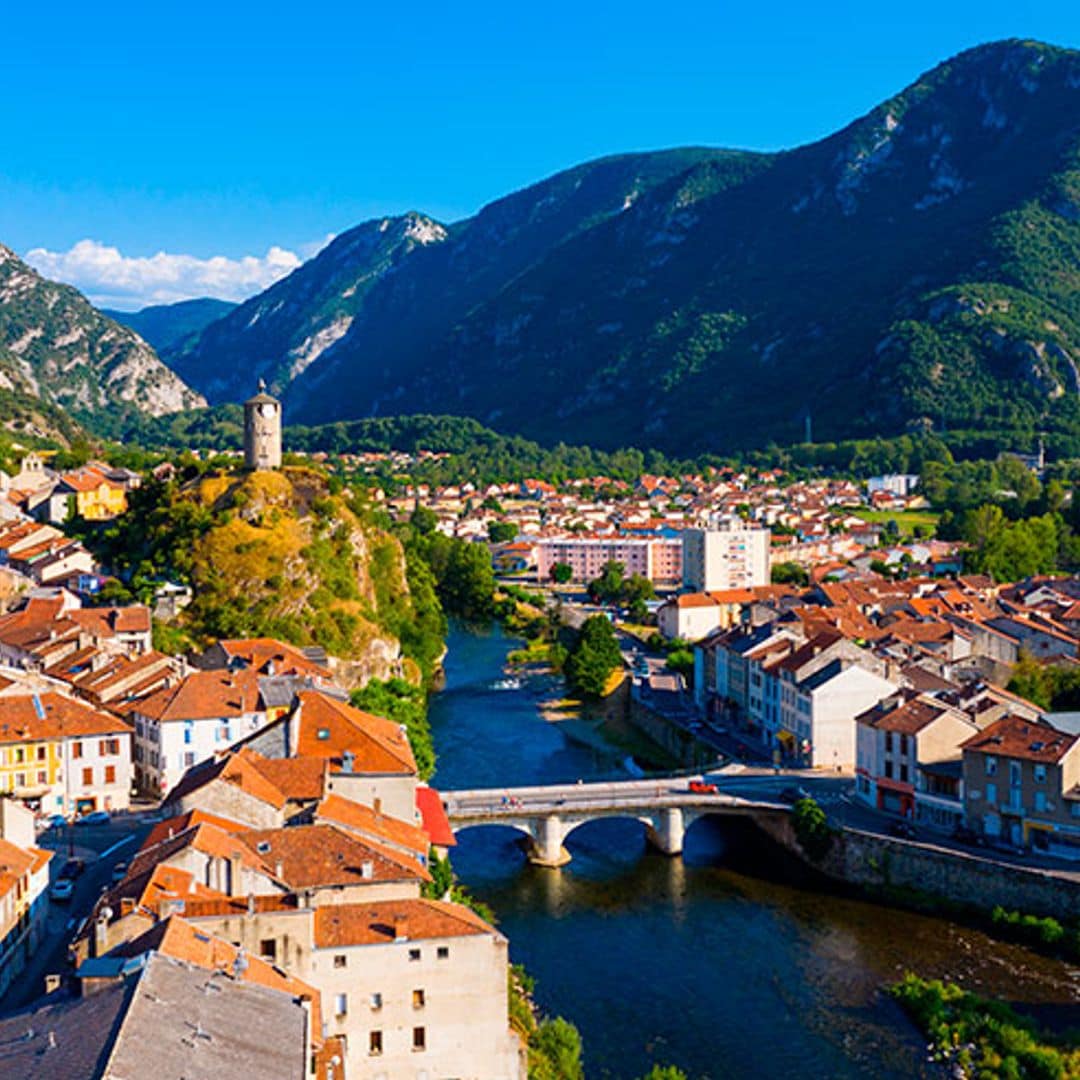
[160,39,1080,452]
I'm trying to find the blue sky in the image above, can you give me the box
[4,0,1077,308]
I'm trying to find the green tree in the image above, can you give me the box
[638,1068,688,1080]
[565,615,622,698]
[487,520,518,544]
[351,678,435,780]
[528,1017,584,1080]
[771,561,809,586]
[588,560,626,604]
[550,562,573,585]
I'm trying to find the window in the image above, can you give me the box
[36,746,46,761]
[334,993,347,1017]
[183,752,195,768]
[883,760,893,780]
[1009,761,1022,789]
[259,939,277,961]
[412,1027,426,1052]
[985,755,997,776]
[82,767,93,786]
[1034,791,1047,813]
[1034,764,1047,784]
[986,782,997,806]
[369,1031,383,1056]
[884,732,892,753]
[15,772,25,788]
[900,734,908,756]
[899,763,909,784]
[105,766,116,784]
[370,992,382,1010]
[334,954,347,969]
[1072,802,1080,819]
[72,742,83,760]
[36,770,46,784]
[15,748,24,764]
[437,946,449,960]
[413,989,425,1009]
[408,948,421,962]
[183,725,192,745]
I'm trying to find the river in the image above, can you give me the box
[427,623,1079,1079]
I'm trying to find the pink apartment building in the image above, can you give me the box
[537,536,683,584]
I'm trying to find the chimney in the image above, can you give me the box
[393,914,409,942]
[373,797,382,822]
[247,892,256,916]
[275,860,284,881]
[360,861,373,880]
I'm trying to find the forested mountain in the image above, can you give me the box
[0,245,204,426]
[103,298,235,356]
[166,41,1080,453]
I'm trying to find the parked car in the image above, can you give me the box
[75,810,111,826]
[111,861,129,883]
[688,780,718,794]
[58,858,86,880]
[778,785,811,804]
[888,820,917,840]
[50,878,75,902]
[40,814,67,831]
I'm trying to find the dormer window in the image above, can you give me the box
[317,728,330,741]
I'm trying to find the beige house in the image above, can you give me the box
[962,715,1080,857]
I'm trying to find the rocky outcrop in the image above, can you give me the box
[0,245,205,420]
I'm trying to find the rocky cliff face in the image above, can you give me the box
[0,245,205,422]
[178,468,413,689]
[171,40,1080,453]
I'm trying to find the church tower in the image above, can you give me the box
[243,380,282,470]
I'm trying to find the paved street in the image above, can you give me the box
[1,813,150,1011]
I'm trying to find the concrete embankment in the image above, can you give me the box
[755,813,1080,920]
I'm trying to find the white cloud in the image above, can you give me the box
[23,238,309,311]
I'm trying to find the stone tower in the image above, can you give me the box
[243,379,282,470]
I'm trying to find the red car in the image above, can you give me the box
[688,780,718,794]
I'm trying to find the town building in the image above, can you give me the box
[0,692,133,815]
[855,690,981,829]
[962,714,1080,857]
[535,535,682,585]
[681,520,770,593]
[0,800,51,997]
[130,668,267,797]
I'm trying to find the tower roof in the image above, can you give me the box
[245,378,280,406]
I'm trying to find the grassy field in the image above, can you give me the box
[855,508,941,538]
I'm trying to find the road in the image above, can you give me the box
[0,813,150,1011]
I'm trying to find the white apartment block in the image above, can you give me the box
[681,521,770,593]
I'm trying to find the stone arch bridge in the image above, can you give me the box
[442,777,791,867]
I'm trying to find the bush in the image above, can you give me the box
[890,972,1080,1078]
[791,796,833,861]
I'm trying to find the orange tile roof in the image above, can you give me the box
[313,898,494,948]
[134,668,263,722]
[962,715,1078,764]
[239,824,430,888]
[245,753,327,802]
[143,809,250,851]
[294,691,416,775]
[314,793,429,858]
[217,637,327,679]
[0,692,130,744]
[0,838,50,903]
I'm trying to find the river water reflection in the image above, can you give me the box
[428,624,1078,1079]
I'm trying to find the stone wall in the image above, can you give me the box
[753,814,1080,919]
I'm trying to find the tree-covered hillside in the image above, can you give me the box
[166,39,1080,456]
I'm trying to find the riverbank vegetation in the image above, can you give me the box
[990,906,1080,963]
[791,797,834,862]
[890,973,1080,1079]
[565,615,623,698]
[350,678,435,781]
